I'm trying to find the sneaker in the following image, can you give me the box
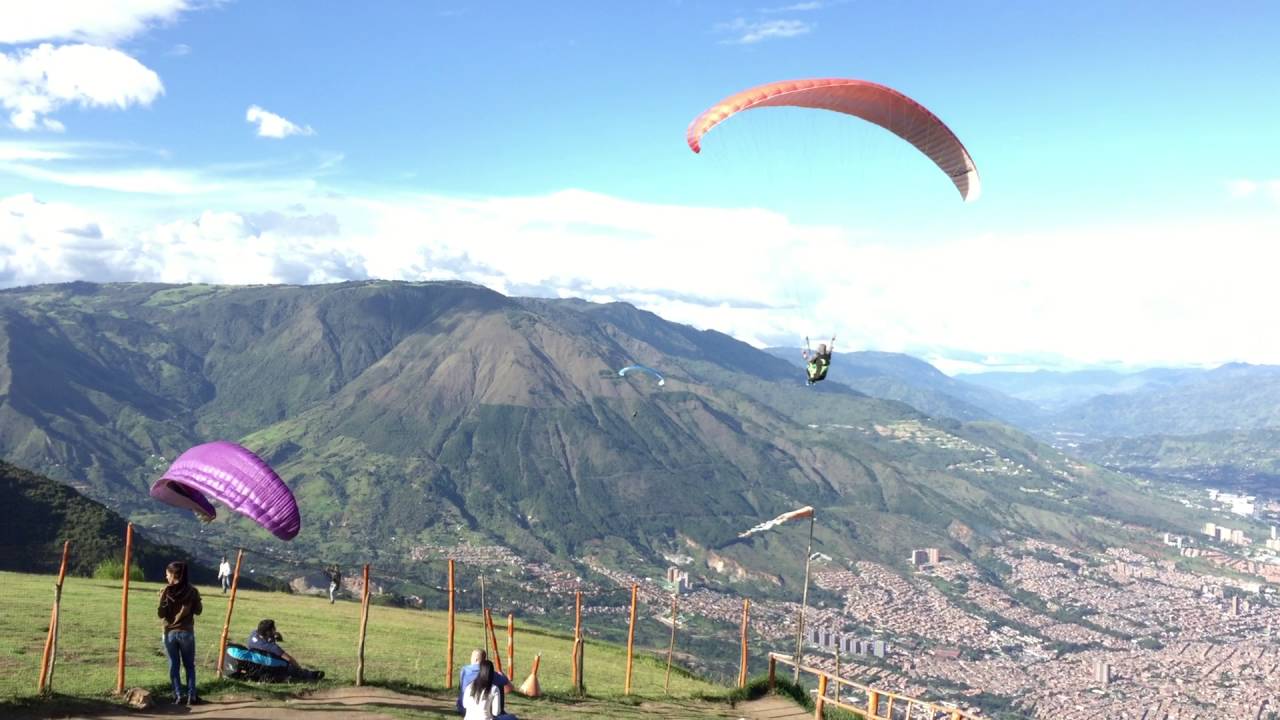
[175,695,185,705]
[315,671,325,680]
[187,696,203,706]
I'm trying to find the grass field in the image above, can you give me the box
[0,571,741,717]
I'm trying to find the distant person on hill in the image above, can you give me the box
[457,649,509,715]
[463,659,514,720]
[326,565,342,604]
[218,555,232,593]
[158,561,202,705]
[247,619,325,681]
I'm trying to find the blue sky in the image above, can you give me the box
[2,1,1279,371]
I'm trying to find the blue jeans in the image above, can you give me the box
[164,631,196,699]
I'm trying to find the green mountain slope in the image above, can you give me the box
[0,460,215,582]
[1074,428,1280,494]
[0,281,1193,589]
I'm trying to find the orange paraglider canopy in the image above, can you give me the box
[687,78,981,202]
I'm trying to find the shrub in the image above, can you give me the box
[92,558,145,582]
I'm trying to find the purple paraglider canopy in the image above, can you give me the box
[150,441,301,541]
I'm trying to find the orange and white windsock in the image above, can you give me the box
[738,506,815,539]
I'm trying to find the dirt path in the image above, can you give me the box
[16,686,808,720]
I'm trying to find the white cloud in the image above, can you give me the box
[1228,178,1280,203]
[761,2,823,12]
[0,0,191,46]
[0,140,76,161]
[246,105,315,139]
[4,188,1280,369]
[0,160,223,194]
[716,18,813,44]
[0,43,163,131]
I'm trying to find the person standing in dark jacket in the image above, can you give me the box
[158,561,202,705]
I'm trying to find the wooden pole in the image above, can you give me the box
[572,590,583,694]
[814,675,828,719]
[479,575,487,648]
[355,564,371,686]
[484,608,504,675]
[624,583,638,695]
[573,637,585,696]
[793,513,815,683]
[506,613,515,682]
[37,540,70,694]
[114,523,133,695]
[215,549,244,678]
[738,598,750,688]
[446,559,455,689]
[663,594,677,693]
[767,655,777,693]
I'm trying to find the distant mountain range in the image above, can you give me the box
[765,349,1043,427]
[763,351,1280,494]
[0,281,1189,594]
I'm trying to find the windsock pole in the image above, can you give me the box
[446,559,455,688]
[114,523,133,695]
[215,549,244,678]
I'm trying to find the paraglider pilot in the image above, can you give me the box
[802,337,835,385]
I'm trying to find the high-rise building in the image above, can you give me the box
[910,549,929,567]
[1231,595,1241,616]
[1204,522,1217,538]
[926,548,941,565]
[1093,660,1112,685]
[1272,525,1278,541]
[872,640,886,658]
[665,566,690,593]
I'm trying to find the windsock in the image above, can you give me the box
[519,654,542,697]
[738,506,815,539]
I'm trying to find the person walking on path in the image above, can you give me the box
[217,556,232,593]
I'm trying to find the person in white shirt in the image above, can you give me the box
[217,556,232,594]
[462,659,515,720]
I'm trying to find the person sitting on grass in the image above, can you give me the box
[247,619,325,681]
[456,648,509,715]
[463,659,516,720]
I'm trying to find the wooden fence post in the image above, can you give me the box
[355,564,371,686]
[574,637,585,696]
[446,559,455,689]
[664,594,677,693]
[484,608,504,676]
[506,613,515,682]
[767,655,776,693]
[624,584,637,695]
[114,523,133,695]
[215,549,244,678]
[37,540,70,694]
[572,590,584,695]
[814,675,828,719]
[738,598,751,688]
[868,689,879,717]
